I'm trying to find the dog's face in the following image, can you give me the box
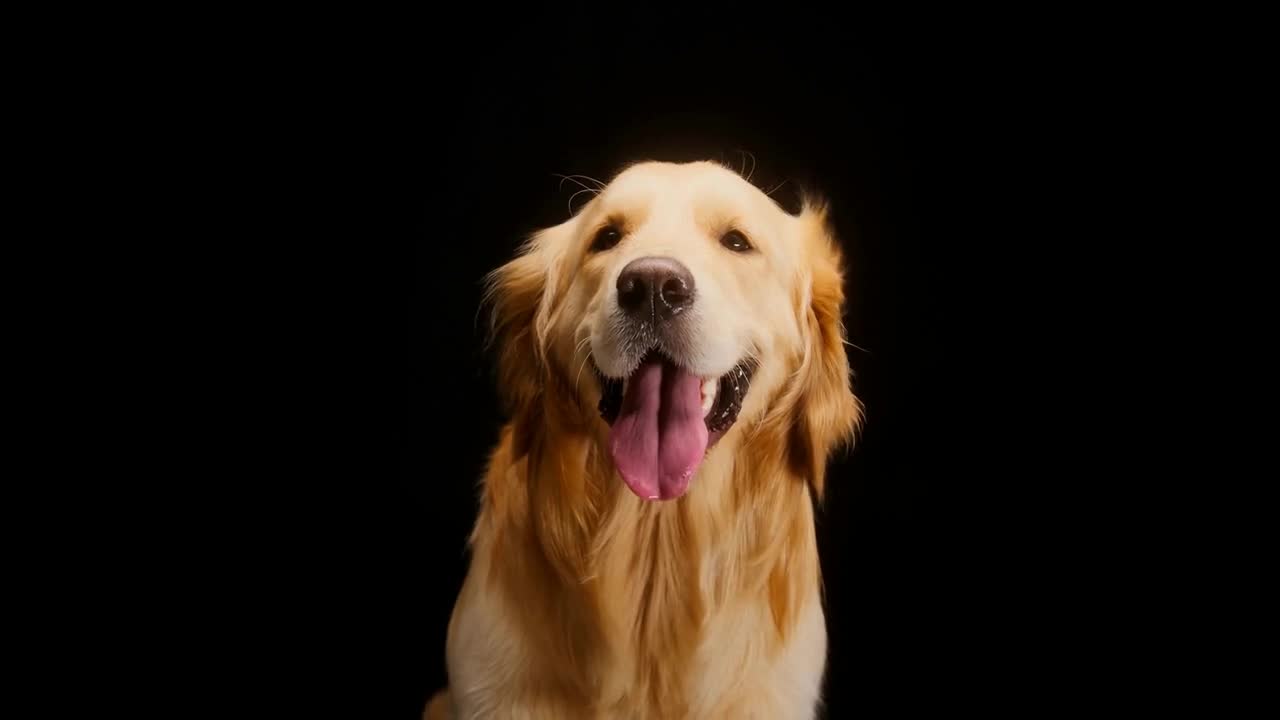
[487,161,860,502]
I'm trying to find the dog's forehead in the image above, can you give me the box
[600,161,765,212]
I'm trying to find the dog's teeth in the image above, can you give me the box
[701,377,718,416]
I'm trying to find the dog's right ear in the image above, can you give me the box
[482,217,579,452]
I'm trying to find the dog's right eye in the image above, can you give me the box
[590,226,623,252]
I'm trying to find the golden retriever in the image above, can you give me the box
[425,160,861,719]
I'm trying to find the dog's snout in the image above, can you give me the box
[616,256,696,322]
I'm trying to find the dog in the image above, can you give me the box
[425,160,861,719]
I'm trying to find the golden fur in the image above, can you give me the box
[427,161,861,719]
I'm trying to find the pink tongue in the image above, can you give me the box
[608,359,709,500]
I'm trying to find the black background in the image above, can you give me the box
[233,11,1118,718]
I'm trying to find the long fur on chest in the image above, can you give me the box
[460,416,824,717]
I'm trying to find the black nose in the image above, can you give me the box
[616,256,696,322]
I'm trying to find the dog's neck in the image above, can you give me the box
[473,416,822,709]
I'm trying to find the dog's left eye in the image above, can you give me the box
[590,226,623,252]
[720,230,753,253]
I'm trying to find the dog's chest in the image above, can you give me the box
[679,597,829,719]
[447,569,828,719]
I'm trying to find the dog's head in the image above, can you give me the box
[486,161,860,501]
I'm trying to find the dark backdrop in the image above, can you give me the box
[252,12,1103,718]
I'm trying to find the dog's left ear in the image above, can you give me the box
[789,198,863,500]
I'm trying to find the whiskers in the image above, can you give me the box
[716,150,793,203]
[736,149,757,183]
[556,173,606,192]
[554,173,606,216]
[572,333,595,394]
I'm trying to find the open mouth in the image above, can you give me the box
[592,349,757,501]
